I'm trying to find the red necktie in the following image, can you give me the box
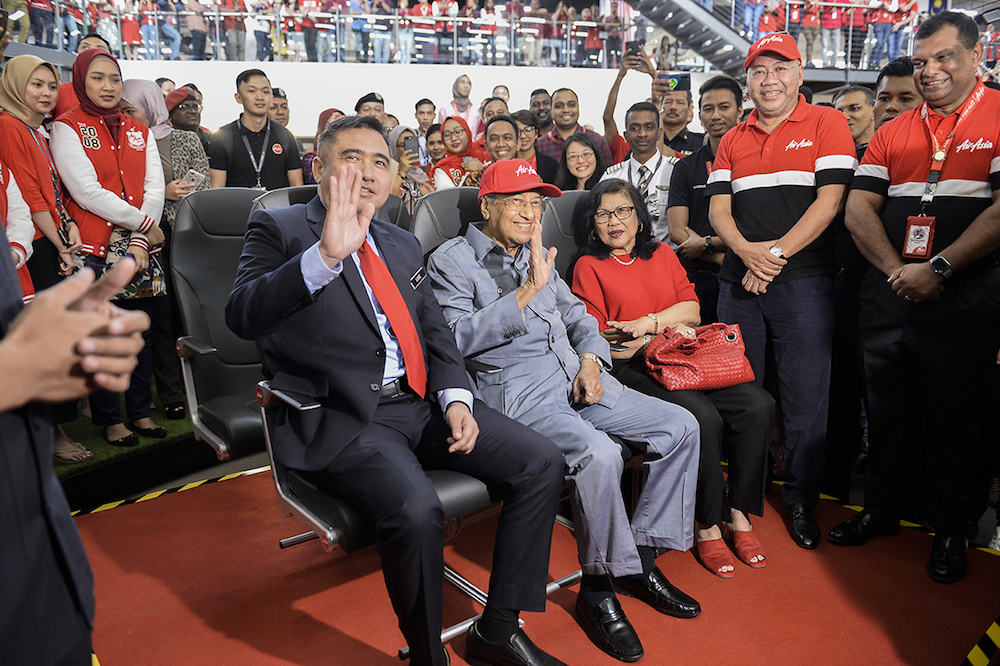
[357,240,428,398]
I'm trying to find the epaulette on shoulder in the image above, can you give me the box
[606,161,627,174]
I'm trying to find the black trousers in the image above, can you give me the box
[860,265,1000,536]
[319,395,564,666]
[612,356,774,526]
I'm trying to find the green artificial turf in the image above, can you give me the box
[55,398,194,478]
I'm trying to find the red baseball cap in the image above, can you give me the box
[165,86,198,113]
[744,32,802,70]
[478,159,562,200]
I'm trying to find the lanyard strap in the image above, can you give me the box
[627,153,664,190]
[918,81,985,213]
[241,119,271,188]
[27,125,68,214]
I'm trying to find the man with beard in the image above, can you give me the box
[529,88,553,136]
[601,101,679,241]
[535,88,613,166]
[667,75,743,323]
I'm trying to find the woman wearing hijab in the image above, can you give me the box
[51,49,167,448]
[437,74,481,136]
[122,78,209,421]
[432,116,490,189]
[0,54,93,464]
[303,107,345,185]
[388,124,433,214]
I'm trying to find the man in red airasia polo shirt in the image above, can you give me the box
[706,33,856,551]
[834,11,1000,584]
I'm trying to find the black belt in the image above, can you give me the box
[379,377,410,399]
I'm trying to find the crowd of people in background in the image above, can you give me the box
[3,9,1000,665]
[9,0,997,72]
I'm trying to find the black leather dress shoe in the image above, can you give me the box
[787,503,820,549]
[927,534,968,584]
[613,567,701,618]
[574,595,643,662]
[465,622,567,666]
[828,511,900,546]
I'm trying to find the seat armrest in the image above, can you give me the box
[257,381,321,411]
[464,358,501,375]
[177,336,218,358]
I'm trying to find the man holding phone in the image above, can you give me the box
[652,73,704,156]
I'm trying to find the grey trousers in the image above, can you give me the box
[523,383,700,577]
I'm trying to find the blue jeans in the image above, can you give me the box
[141,23,158,59]
[397,27,412,63]
[743,3,764,42]
[316,29,331,62]
[718,275,834,508]
[60,14,77,51]
[887,26,904,61]
[162,23,181,60]
[373,31,391,63]
[870,22,891,69]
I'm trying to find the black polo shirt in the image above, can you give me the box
[207,117,302,189]
[667,142,718,274]
[664,127,705,156]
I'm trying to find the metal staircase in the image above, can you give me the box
[627,0,752,77]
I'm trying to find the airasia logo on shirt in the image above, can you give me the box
[785,139,814,151]
[955,138,995,153]
[272,143,283,155]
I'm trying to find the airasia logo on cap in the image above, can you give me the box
[272,143,283,155]
[514,164,539,177]
[757,34,786,47]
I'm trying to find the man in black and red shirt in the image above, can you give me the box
[833,12,1000,584]
[707,33,856,550]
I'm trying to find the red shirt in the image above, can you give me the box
[706,96,856,283]
[0,161,35,301]
[572,243,699,330]
[853,82,1000,268]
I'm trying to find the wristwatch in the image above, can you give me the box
[929,254,953,279]
[704,235,715,254]
[580,352,602,371]
[768,245,785,260]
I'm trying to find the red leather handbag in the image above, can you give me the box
[644,323,755,391]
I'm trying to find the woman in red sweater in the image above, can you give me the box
[571,178,774,578]
[51,49,167,448]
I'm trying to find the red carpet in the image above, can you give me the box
[75,470,1000,666]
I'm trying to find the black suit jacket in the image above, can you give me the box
[0,229,94,661]
[536,152,560,186]
[226,195,471,471]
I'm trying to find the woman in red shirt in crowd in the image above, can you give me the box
[571,178,774,579]
[0,54,93,463]
[51,49,167,448]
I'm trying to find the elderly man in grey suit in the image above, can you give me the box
[427,159,701,664]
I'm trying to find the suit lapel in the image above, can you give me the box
[306,196,380,333]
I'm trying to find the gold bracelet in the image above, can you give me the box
[646,312,659,334]
[643,334,653,347]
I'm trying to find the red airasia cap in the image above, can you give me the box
[478,159,562,200]
[164,86,197,113]
[744,32,802,71]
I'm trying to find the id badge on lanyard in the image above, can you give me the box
[904,82,986,258]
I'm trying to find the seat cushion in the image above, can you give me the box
[197,394,265,456]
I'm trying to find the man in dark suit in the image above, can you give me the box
[225,115,568,666]
[0,249,148,665]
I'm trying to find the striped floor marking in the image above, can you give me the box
[71,466,270,517]
[962,613,1000,666]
